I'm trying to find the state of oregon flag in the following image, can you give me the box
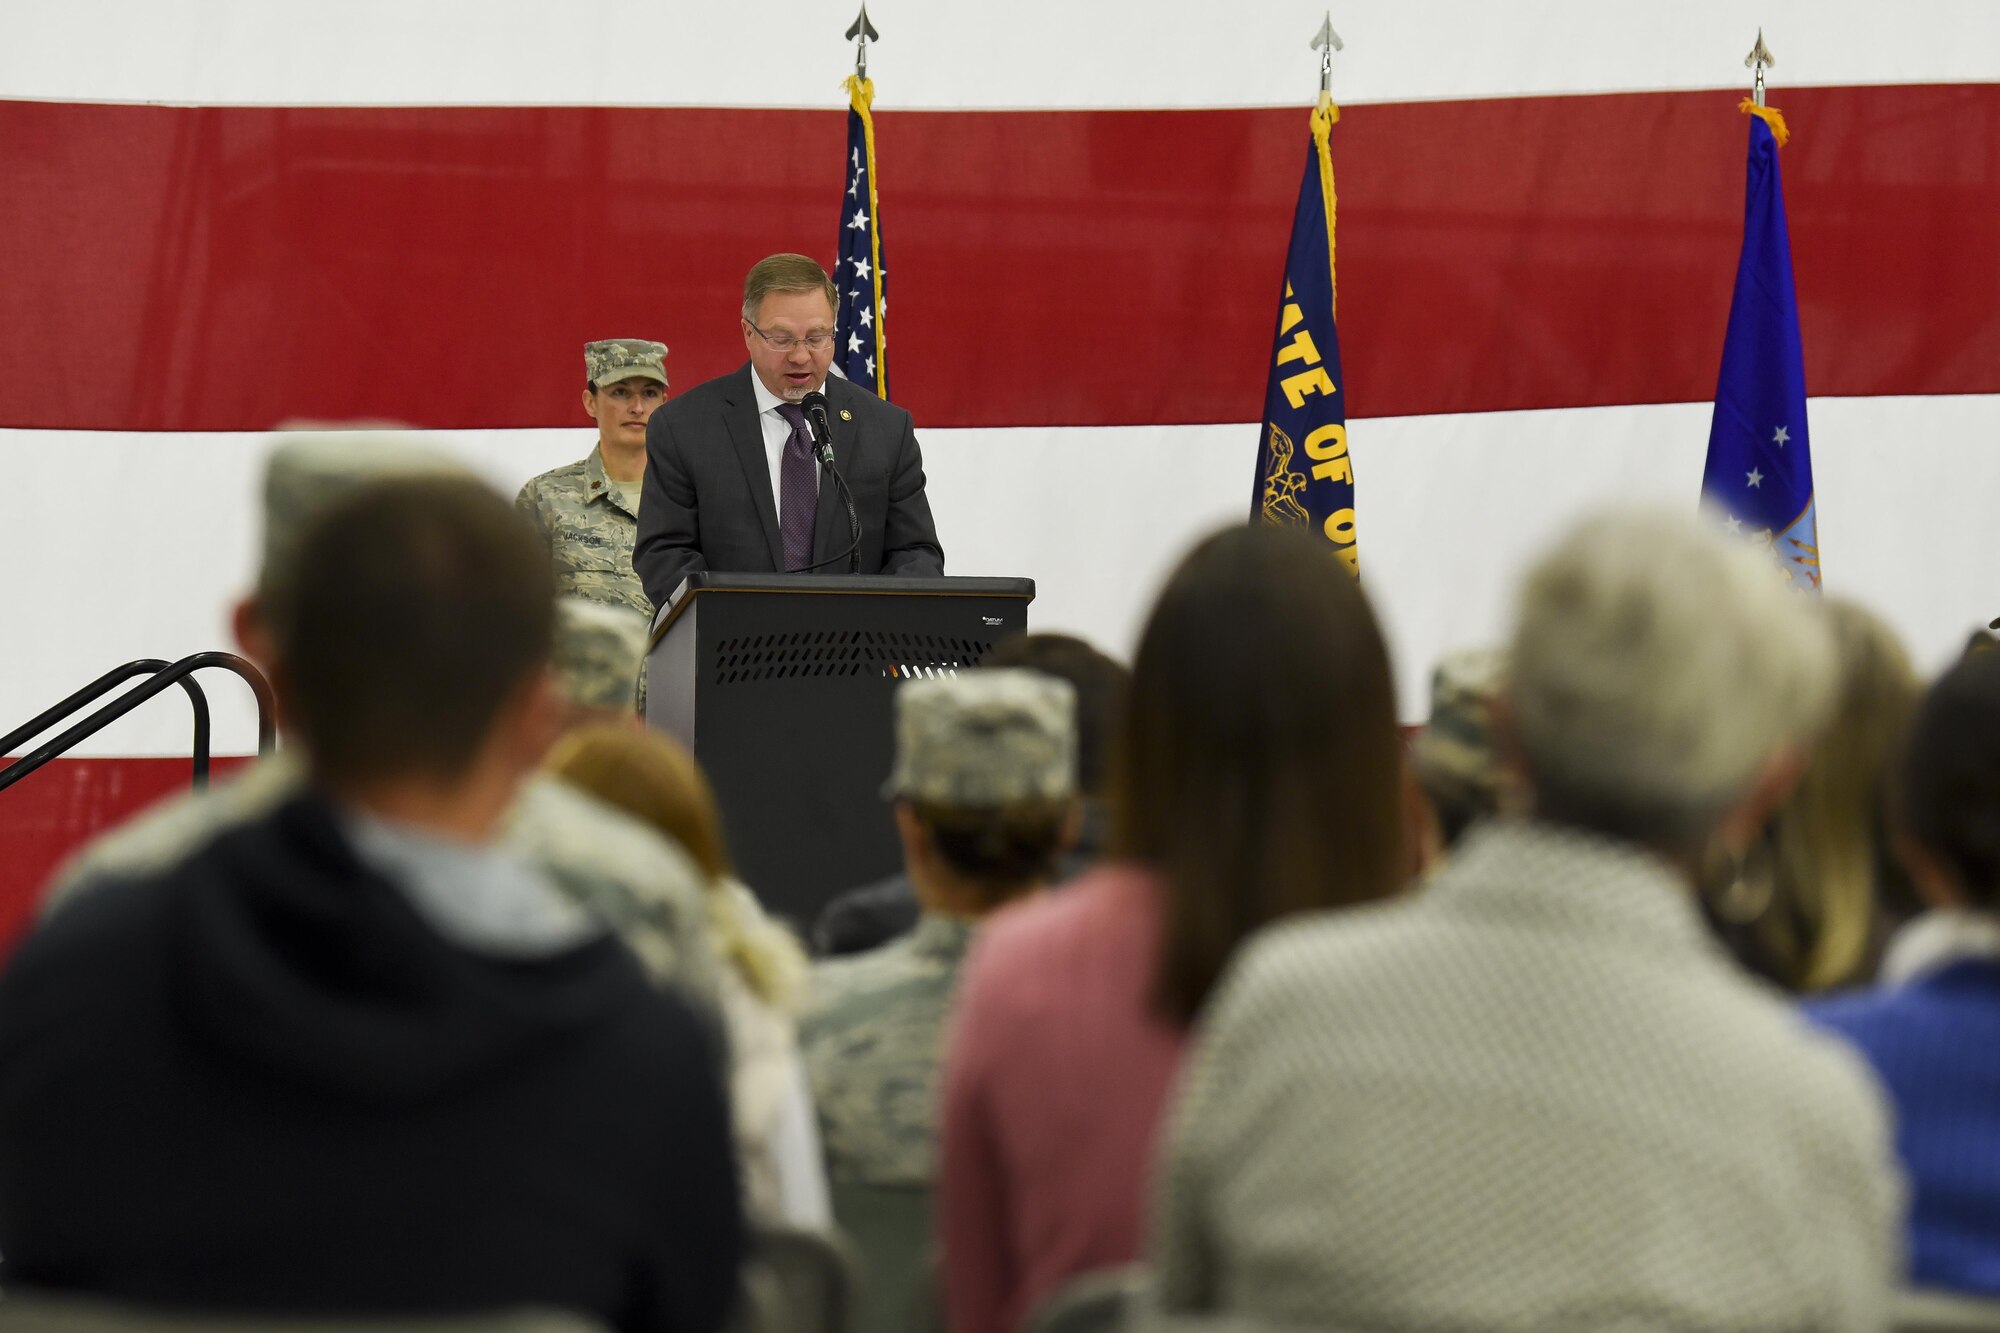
[1250,98,1356,575]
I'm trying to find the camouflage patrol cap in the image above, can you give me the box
[585,339,669,389]
[257,430,474,598]
[1413,647,1508,803]
[886,669,1078,809]
[553,597,649,712]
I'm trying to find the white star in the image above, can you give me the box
[1746,468,1764,488]
[1772,425,1789,447]
[848,287,861,304]
[865,355,876,377]
[852,148,861,169]
[847,173,861,198]
[879,296,887,319]
[851,256,872,280]
[1724,515,1742,533]
[858,306,872,328]
[848,209,869,231]
[848,332,864,355]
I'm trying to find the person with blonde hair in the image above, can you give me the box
[1140,508,1902,1332]
[547,723,827,1227]
[1706,599,1920,991]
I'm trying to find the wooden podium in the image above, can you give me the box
[647,573,1036,925]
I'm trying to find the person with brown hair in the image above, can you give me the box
[546,722,827,1228]
[632,252,943,606]
[0,477,743,1332]
[939,523,1410,1333]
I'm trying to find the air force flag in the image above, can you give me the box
[1701,104,1819,591]
[1252,100,1357,575]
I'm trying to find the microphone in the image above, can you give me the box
[796,389,863,574]
[799,390,838,469]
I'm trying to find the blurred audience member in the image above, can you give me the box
[1139,509,1901,1332]
[549,723,828,1228]
[1809,650,2000,1298]
[1412,647,1508,849]
[813,632,1128,956]
[43,432,721,1006]
[1706,600,1919,991]
[802,670,1078,1332]
[941,524,1408,1333]
[551,596,648,728]
[0,477,742,1331]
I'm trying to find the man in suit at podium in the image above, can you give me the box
[633,253,945,610]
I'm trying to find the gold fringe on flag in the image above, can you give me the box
[1738,97,1792,148]
[1312,94,1340,317]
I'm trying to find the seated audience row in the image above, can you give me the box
[11,431,1999,1333]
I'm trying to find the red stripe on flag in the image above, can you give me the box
[0,756,258,960]
[1,85,1995,430]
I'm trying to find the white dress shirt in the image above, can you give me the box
[749,371,824,532]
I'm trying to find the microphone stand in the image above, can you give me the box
[797,393,863,574]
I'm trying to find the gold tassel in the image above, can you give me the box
[1738,97,1791,148]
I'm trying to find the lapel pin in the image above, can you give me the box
[839,409,853,421]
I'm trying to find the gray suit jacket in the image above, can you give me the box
[633,365,945,609]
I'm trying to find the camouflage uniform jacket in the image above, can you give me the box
[43,752,721,1010]
[516,445,652,618]
[800,912,977,1187]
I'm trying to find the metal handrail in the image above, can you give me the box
[0,652,275,796]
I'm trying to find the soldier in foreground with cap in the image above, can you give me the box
[43,430,721,1008]
[517,339,668,622]
[798,668,1079,1332]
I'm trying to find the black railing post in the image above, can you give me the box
[0,652,273,797]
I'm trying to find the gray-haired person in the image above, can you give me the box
[1140,508,1902,1332]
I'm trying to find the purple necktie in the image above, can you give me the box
[774,402,819,572]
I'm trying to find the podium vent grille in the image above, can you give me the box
[713,631,995,685]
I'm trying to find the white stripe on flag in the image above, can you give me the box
[6,394,1996,756]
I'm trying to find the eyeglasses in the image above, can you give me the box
[747,322,836,352]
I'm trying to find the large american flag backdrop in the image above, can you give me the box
[2,0,1997,937]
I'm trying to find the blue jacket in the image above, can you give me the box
[1810,959,2000,1296]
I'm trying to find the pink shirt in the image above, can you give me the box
[939,863,1188,1333]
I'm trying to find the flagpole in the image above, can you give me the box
[846,2,878,81]
[1313,11,1343,113]
[1745,28,1774,107]
[1310,14,1342,319]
